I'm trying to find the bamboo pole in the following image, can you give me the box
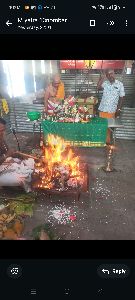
[15,151,39,161]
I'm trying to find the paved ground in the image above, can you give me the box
[1,133,135,240]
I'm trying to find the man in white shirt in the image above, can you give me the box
[97,69,125,143]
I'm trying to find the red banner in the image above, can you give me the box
[60,60,125,69]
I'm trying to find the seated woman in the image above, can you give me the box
[44,73,65,113]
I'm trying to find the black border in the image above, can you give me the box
[0,240,134,259]
[1,34,135,58]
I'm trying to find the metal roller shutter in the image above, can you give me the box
[116,108,135,140]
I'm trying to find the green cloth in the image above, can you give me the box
[42,118,108,147]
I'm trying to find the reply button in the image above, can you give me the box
[97,264,130,279]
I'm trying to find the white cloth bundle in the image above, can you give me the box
[0,158,35,192]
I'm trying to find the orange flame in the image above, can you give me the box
[35,134,83,190]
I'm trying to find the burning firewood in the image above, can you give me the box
[33,134,84,191]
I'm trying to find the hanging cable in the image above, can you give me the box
[11,127,20,151]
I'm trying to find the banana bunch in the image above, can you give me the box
[0,99,9,116]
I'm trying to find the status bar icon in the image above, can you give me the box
[38,5,43,10]
[25,6,30,10]
[31,6,36,10]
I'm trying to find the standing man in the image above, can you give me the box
[44,73,65,113]
[97,69,125,144]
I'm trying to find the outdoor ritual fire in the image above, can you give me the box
[33,134,86,192]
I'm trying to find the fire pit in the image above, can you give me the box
[32,134,89,200]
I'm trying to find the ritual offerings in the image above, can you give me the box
[46,96,98,123]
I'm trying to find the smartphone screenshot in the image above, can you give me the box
[0,2,135,300]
